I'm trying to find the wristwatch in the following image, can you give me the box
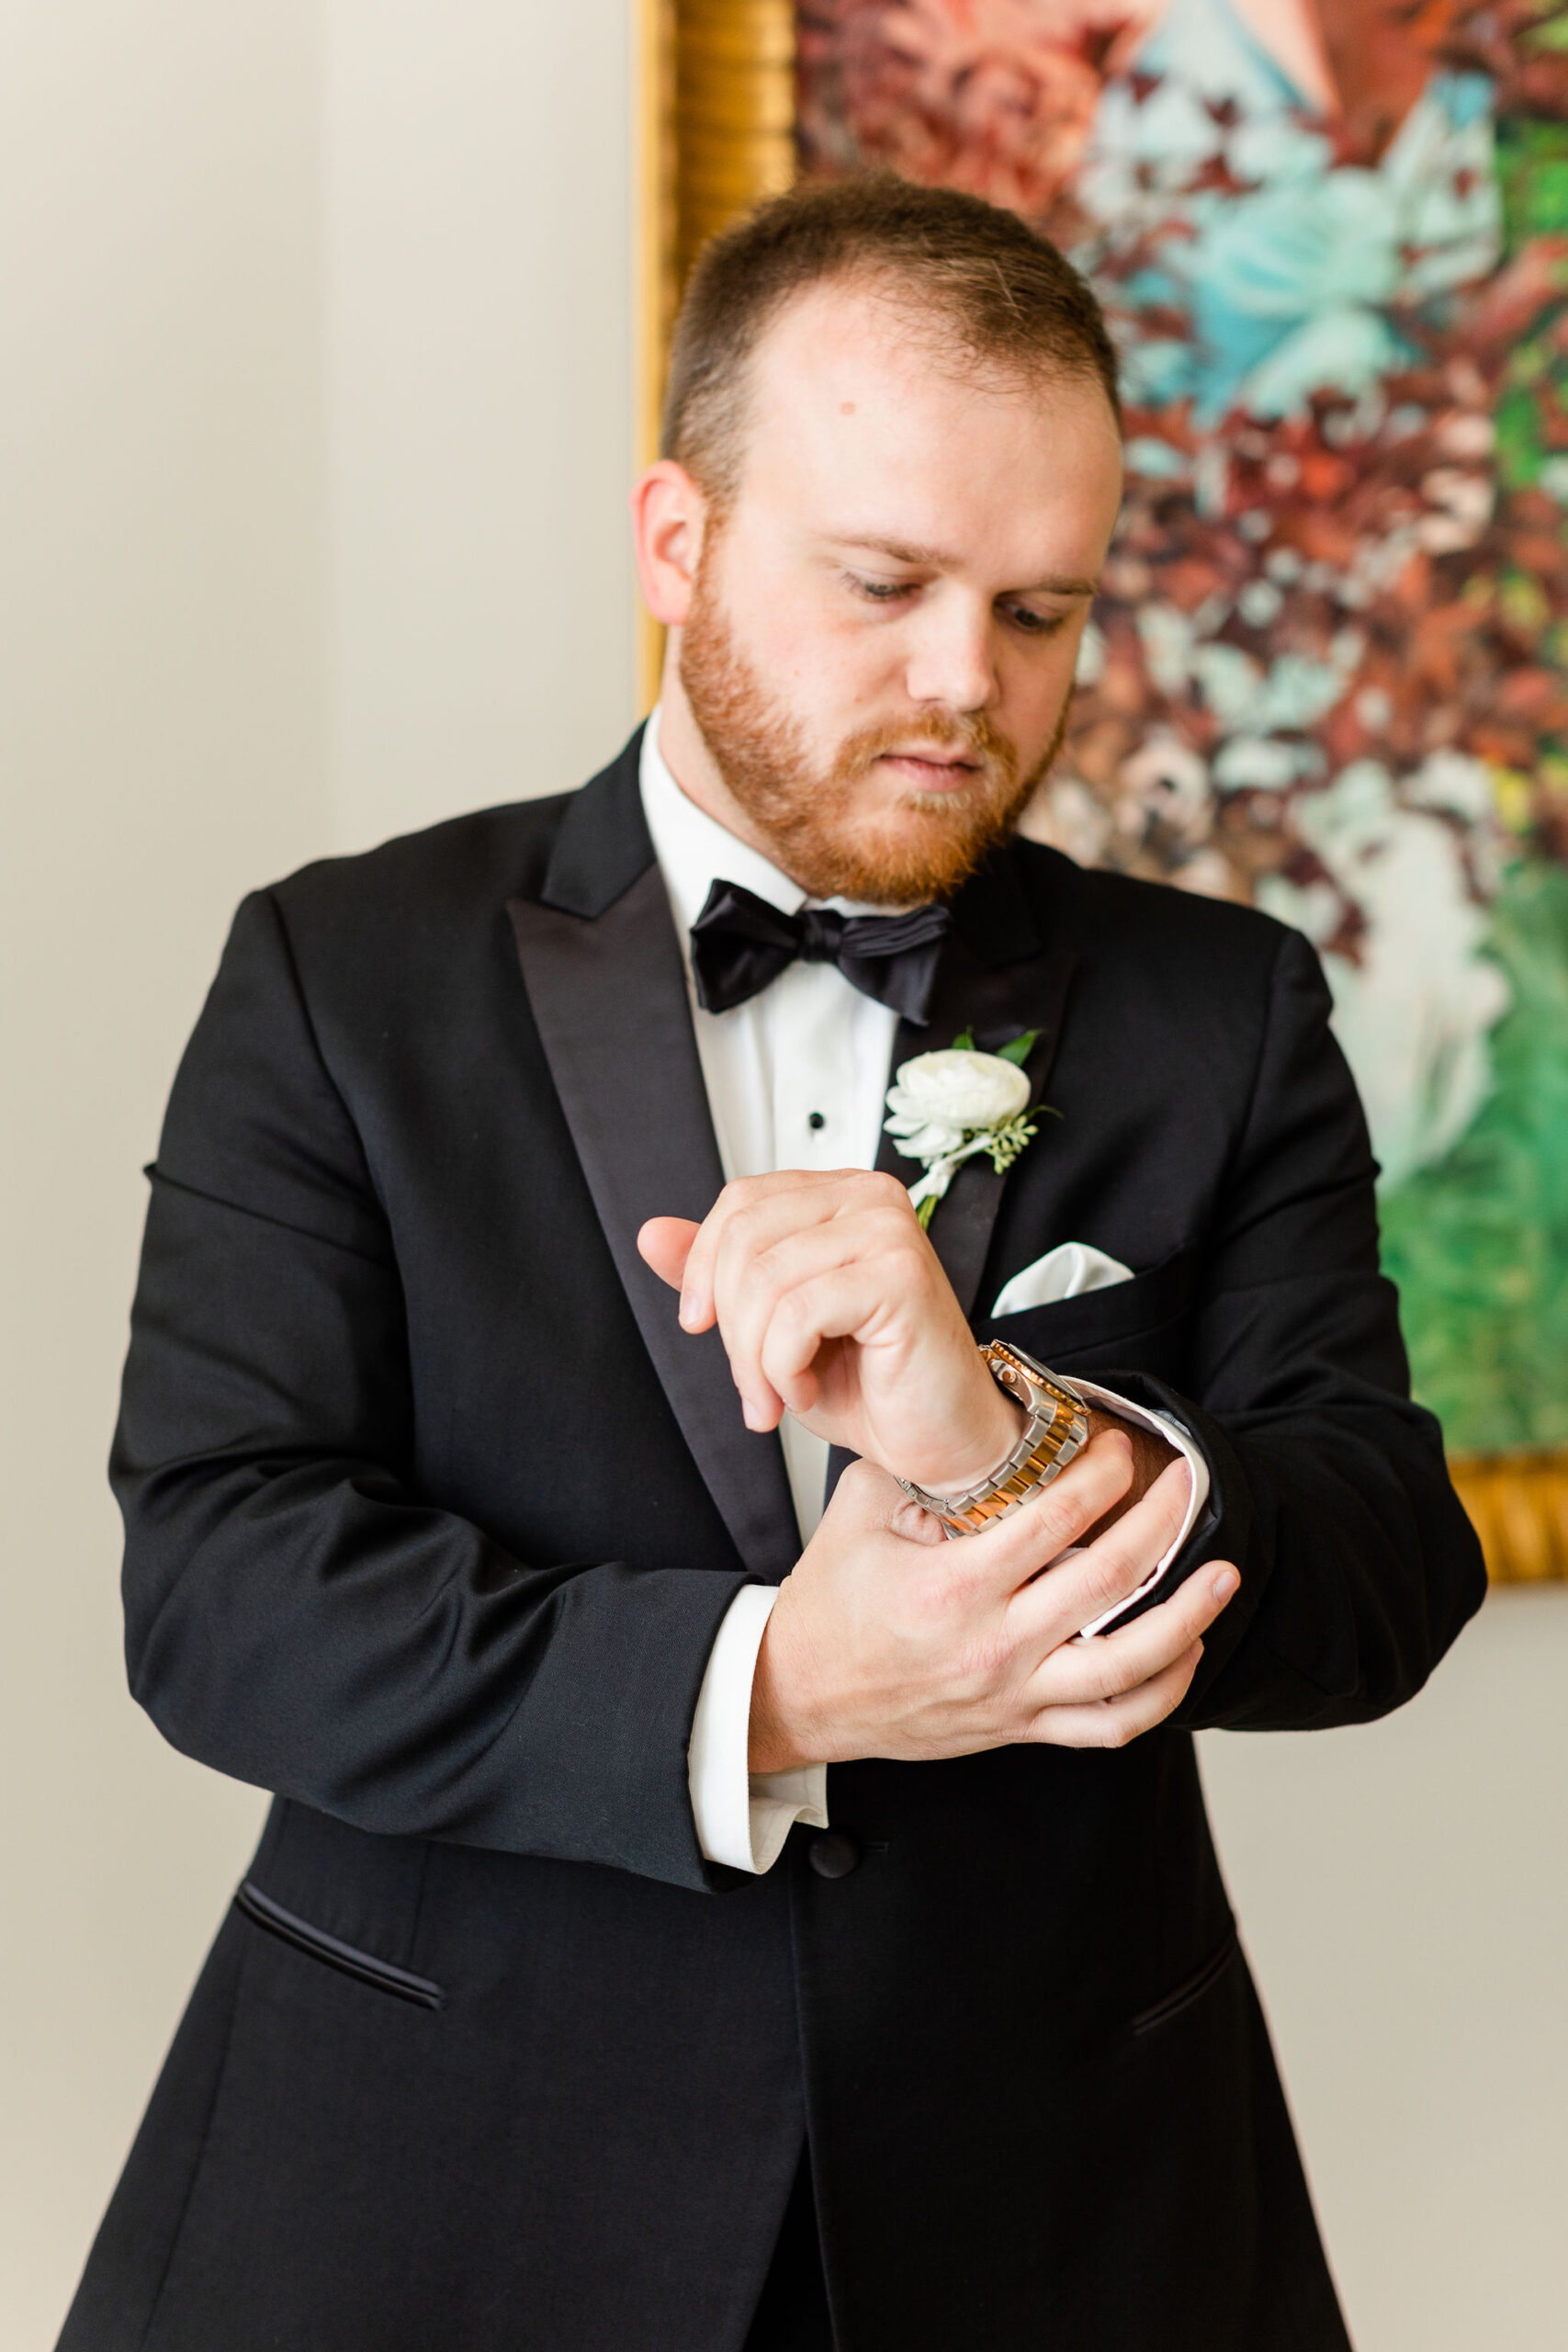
[896,1341,1090,1536]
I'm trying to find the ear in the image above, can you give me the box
[629,460,708,628]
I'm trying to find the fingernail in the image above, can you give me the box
[1212,1568,1239,1603]
[678,1295,695,1329]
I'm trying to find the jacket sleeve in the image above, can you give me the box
[114,889,748,1893]
[1109,925,1486,1731]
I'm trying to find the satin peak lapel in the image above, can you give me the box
[508,749,798,1582]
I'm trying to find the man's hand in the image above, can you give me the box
[638,1171,1024,1491]
[747,1435,1238,1771]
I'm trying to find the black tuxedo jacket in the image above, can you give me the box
[62,729,1483,2352]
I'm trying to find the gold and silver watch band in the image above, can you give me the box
[896,1342,1090,1536]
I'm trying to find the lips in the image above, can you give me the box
[875,750,980,788]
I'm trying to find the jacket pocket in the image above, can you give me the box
[235,1881,445,2011]
[1078,1928,1341,2349]
[981,1243,1197,1365]
[1129,1928,1238,2038]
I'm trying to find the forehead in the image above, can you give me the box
[736,277,1122,563]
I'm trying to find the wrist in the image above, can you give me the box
[897,1382,1025,1494]
[748,1591,826,1775]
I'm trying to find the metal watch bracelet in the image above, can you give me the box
[896,1342,1090,1536]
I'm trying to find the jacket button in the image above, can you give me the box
[808,1832,860,1880]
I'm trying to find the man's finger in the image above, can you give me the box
[1003,1456,1192,1645]
[1022,1562,1239,1712]
[942,1430,1136,1593]
[1023,1641,1206,1751]
[680,1173,835,1331]
[750,1239,928,1397]
[711,1212,898,1416]
[637,1216,701,1294]
[827,1452,941,1540]
[679,1170,916,1333]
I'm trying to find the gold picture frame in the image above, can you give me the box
[633,1,1568,1585]
[635,0,796,710]
[1448,1453,1568,1587]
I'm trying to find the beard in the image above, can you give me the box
[678,558,1069,904]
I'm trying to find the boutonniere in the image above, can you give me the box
[884,1028,1054,1229]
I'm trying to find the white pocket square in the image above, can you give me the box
[991,1242,1134,1318]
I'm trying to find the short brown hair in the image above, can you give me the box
[661,174,1122,503]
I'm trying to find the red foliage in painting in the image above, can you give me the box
[797,1,1154,241]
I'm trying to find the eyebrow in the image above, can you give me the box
[835,535,1100,596]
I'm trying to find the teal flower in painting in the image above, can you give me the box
[1079,0,1502,423]
[1191,172,1408,419]
[1197,72,1501,421]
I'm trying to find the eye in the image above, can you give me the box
[845,571,917,604]
[1002,603,1068,637]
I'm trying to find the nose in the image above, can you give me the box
[901,590,998,716]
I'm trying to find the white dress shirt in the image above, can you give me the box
[639,711,1202,1875]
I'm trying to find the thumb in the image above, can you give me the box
[637,1216,701,1294]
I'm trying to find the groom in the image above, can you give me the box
[62,177,1483,2351]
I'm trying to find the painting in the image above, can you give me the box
[640,0,1568,1575]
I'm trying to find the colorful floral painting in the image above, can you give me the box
[799,0,1568,1453]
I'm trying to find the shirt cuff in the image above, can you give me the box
[1065,1378,1210,1638]
[687,1584,829,1874]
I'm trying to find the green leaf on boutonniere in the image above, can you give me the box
[948,1025,1037,1062]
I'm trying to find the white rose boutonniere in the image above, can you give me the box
[884,1027,1053,1228]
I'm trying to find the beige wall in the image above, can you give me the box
[1199,1595,1568,2348]
[2,4,634,2342]
[323,1,637,851]
[2,6,1562,2348]
[1,6,325,2343]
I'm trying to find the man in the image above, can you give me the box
[62,178,1483,2351]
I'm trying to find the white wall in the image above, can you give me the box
[324,0,637,850]
[1,4,635,2342]
[1,6,325,2343]
[2,6,1564,2349]
[1200,1589,1568,2349]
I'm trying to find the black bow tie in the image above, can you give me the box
[689,880,952,1023]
